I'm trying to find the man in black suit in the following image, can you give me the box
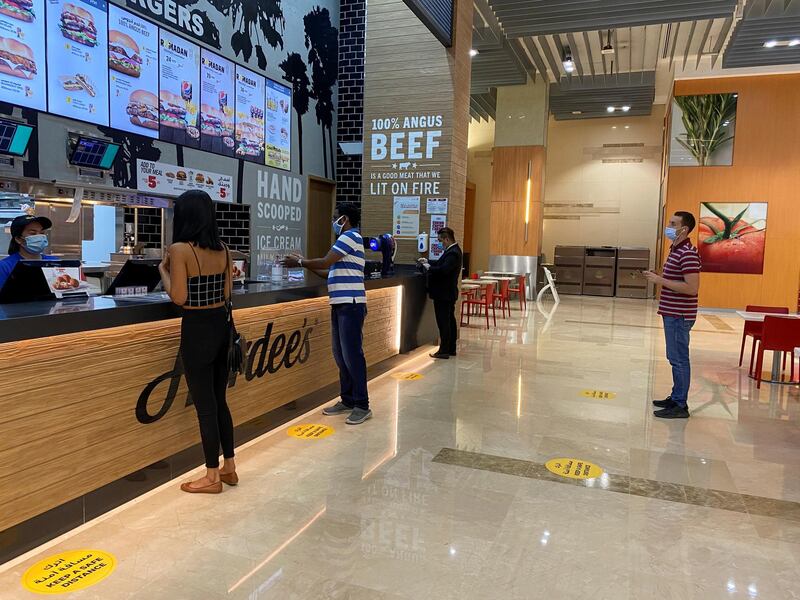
[418,227,463,360]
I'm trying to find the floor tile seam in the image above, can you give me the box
[432,448,800,523]
[563,319,736,335]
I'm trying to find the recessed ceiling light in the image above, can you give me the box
[571,110,582,115]
[612,126,617,129]
[469,49,479,57]
[563,59,575,73]
[622,105,631,112]
[764,40,778,48]
[607,106,615,113]
[624,125,630,129]
[790,39,800,47]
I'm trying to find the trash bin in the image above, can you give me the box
[583,247,617,297]
[554,246,585,295]
[616,247,651,298]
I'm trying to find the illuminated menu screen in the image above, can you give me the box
[265,78,291,171]
[158,28,199,148]
[46,0,109,125]
[0,0,46,110]
[234,65,265,164]
[199,49,235,157]
[108,5,158,138]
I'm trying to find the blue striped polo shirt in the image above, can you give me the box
[328,229,366,304]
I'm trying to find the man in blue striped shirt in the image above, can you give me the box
[283,204,371,424]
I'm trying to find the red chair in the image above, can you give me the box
[470,273,479,280]
[461,282,496,328]
[740,305,789,375]
[495,279,511,318]
[753,316,800,388]
[509,275,527,311]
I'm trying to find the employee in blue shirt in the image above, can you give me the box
[0,214,55,289]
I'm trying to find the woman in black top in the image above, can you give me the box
[159,190,237,494]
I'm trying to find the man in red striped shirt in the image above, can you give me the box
[644,211,701,419]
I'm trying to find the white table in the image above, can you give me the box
[736,311,800,383]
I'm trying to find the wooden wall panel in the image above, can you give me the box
[664,75,800,309]
[361,0,472,263]
[0,288,401,531]
[489,146,546,256]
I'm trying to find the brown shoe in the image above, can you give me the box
[220,471,239,486]
[180,480,223,494]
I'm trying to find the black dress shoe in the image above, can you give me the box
[652,397,676,408]
[430,352,450,359]
[654,405,690,419]
[449,351,457,357]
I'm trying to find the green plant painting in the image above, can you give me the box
[672,93,738,166]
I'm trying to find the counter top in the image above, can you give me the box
[0,268,425,343]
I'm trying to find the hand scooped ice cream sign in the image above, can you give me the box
[699,202,767,274]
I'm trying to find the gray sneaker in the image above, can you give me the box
[346,408,373,425]
[322,401,352,416]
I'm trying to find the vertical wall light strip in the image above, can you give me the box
[524,160,532,243]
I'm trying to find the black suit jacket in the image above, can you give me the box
[426,244,463,302]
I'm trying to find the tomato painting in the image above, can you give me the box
[698,203,767,274]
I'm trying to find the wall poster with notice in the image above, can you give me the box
[392,196,420,239]
[429,214,446,260]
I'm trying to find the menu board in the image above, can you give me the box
[265,79,291,170]
[158,28,199,148]
[108,5,158,137]
[46,0,109,125]
[0,0,46,110]
[199,50,234,156]
[234,65,264,163]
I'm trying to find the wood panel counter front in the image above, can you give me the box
[0,286,402,533]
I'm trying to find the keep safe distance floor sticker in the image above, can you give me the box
[545,458,604,480]
[287,424,335,439]
[391,372,424,381]
[22,549,116,594]
[580,389,617,400]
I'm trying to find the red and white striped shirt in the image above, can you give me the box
[658,239,701,320]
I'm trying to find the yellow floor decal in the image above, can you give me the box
[391,372,424,381]
[287,424,335,439]
[580,389,617,399]
[22,549,116,594]
[545,458,604,480]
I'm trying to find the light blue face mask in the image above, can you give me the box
[22,234,48,254]
[664,227,678,241]
[332,217,345,236]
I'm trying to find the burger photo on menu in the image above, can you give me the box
[0,37,37,79]
[236,121,261,157]
[108,30,141,78]
[159,90,187,129]
[0,0,35,22]
[126,89,158,130]
[59,2,97,47]
[200,104,224,136]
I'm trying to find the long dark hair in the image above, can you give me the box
[172,190,223,250]
[8,238,20,255]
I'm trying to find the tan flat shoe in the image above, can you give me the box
[180,480,223,494]
[220,471,239,486]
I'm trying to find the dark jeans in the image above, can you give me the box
[180,307,234,468]
[663,316,695,408]
[433,298,457,355]
[331,302,369,410]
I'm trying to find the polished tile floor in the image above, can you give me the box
[3,296,800,599]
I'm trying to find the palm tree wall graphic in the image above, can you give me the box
[280,53,311,175]
[304,7,338,178]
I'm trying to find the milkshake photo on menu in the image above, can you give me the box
[200,49,235,156]
[108,4,158,137]
[46,0,109,125]
[0,0,46,111]
[159,28,199,147]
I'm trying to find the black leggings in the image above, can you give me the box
[180,307,234,468]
